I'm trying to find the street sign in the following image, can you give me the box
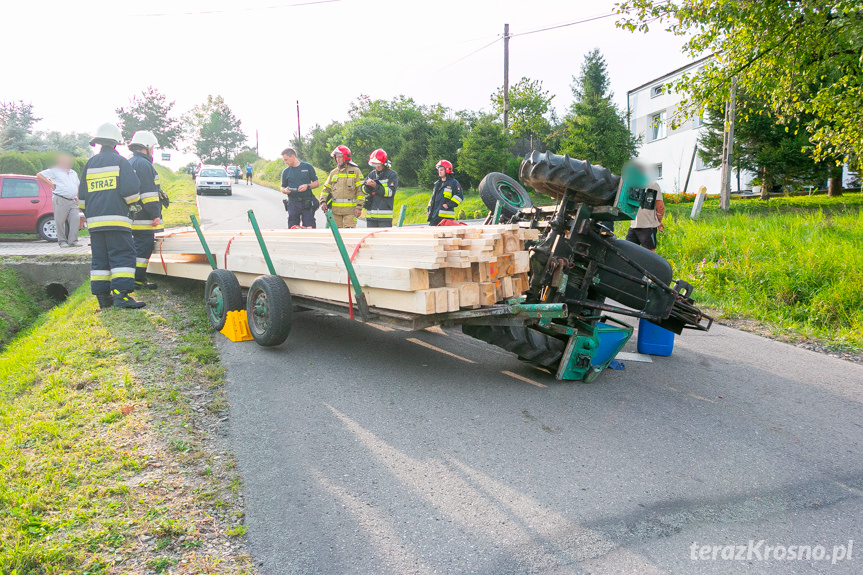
[161,153,171,161]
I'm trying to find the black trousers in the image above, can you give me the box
[366,219,392,228]
[133,230,156,282]
[90,230,136,295]
[287,201,316,228]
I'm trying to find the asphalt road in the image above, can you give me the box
[200,191,863,575]
[197,180,364,231]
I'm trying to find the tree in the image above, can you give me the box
[560,49,639,173]
[234,148,260,166]
[423,118,469,187]
[35,131,91,156]
[116,87,183,148]
[457,115,512,184]
[698,98,827,200]
[0,101,41,152]
[615,0,862,189]
[185,95,246,166]
[491,77,554,151]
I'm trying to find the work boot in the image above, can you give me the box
[96,293,114,310]
[113,290,146,309]
[135,280,158,290]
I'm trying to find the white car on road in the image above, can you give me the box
[196,166,233,196]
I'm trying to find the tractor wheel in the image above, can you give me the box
[205,269,244,330]
[461,324,566,370]
[519,151,621,205]
[478,172,533,217]
[247,275,292,347]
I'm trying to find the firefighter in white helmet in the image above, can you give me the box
[127,130,163,289]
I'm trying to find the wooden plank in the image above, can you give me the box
[478,282,497,306]
[431,288,449,313]
[452,283,480,309]
[446,287,459,312]
[501,276,514,298]
[513,251,530,274]
[445,267,472,285]
[471,262,491,283]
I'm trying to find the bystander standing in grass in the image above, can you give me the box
[36,154,80,247]
[625,182,665,252]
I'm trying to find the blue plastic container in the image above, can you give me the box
[637,318,675,356]
[591,322,632,366]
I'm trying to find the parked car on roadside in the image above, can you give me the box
[0,174,85,241]
[195,166,233,196]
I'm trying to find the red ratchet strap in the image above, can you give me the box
[157,230,183,275]
[224,233,242,269]
[347,229,390,319]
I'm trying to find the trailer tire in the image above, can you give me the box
[519,151,621,205]
[247,275,292,347]
[478,172,533,217]
[205,269,244,330]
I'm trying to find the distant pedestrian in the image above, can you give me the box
[245,163,253,185]
[363,149,398,228]
[280,148,320,228]
[427,160,463,225]
[79,123,145,310]
[36,153,81,247]
[625,182,665,252]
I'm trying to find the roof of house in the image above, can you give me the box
[627,55,714,95]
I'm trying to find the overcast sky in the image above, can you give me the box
[3,0,692,160]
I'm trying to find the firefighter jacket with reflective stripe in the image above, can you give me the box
[428,175,463,221]
[321,163,365,215]
[128,151,164,233]
[77,147,141,232]
[362,167,398,220]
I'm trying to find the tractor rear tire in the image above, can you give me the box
[519,151,621,205]
[247,275,292,347]
[461,324,566,371]
[478,172,533,217]
[205,269,244,330]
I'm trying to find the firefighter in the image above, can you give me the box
[78,123,144,309]
[427,159,463,225]
[127,130,163,290]
[319,145,364,228]
[362,148,398,228]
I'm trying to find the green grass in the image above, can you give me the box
[649,193,863,350]
[0,278,253,574]
[0,266,52,349]
[154,165,199,229]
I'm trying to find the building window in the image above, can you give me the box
[653,163,663,180]
[695,152,709,171]
[692,114,705,129]
[650,85,663,98]
[648,111,666,142]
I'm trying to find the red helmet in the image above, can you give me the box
[436,159,453,174]
[330,145,351,162]
[368,148,387,166]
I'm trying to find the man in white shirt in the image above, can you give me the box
[36,154,81,247]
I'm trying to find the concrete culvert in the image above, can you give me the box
[46,283,69,303]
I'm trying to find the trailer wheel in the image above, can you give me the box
[205,269,244,330]
[247,275,292,347]
[478,172,532,217]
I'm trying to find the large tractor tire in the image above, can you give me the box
[247,275,292,347]
[478,172,533,217]
[461,324,566,371]
[519,151,621,205]
[205,269,244,330]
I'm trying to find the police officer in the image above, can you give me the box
[363,149,398,228]
[78,123,144,309]
[280,147,320,228]
[127,130,163,290]
[427,159,463,225]
[319,145,364,228]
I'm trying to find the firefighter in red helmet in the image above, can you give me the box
[363,148,399,228]
[427,159,463,225]
[320,145,365,228]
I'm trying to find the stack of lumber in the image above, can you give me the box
[149,225,540,315]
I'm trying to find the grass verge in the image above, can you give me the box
[0,277,254,574]
[648,193,863,351]
[155,166,199,229]
[0,265,53,349]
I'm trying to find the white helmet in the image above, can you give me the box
[90,123,123,146]
[129,130,158,149]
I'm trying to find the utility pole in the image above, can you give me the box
[719,77,737,211]
[255,130,259,157]
[296,100,302,155]
[503,23,510,131]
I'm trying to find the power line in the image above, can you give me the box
[511,13,617,37]
[432,37,502,73]
[137,0,340,17]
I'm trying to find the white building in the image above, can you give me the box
[627,58,753,195]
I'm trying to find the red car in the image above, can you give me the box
[0,174,84,241]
